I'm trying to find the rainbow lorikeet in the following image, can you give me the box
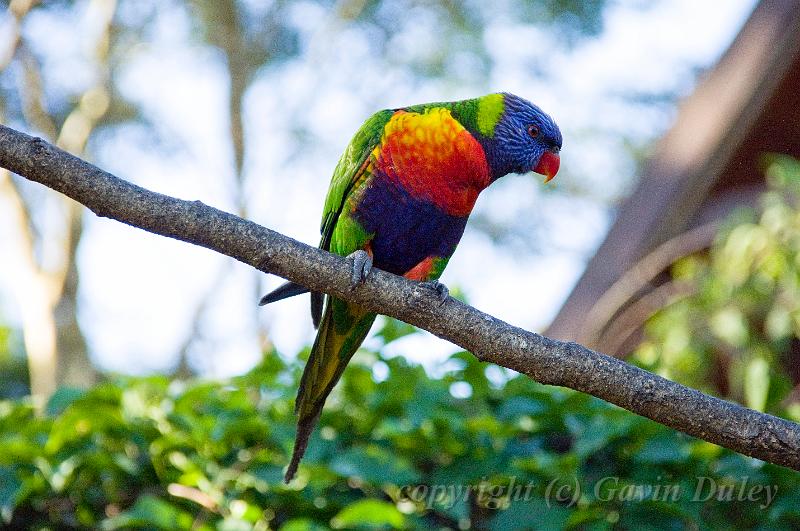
[261,92,562,482]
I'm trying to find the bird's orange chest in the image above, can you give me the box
[371,108,491,217]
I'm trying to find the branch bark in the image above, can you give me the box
[1,123,799,471]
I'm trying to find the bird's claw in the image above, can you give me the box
[422,280,449,306]
[348,250,373,286]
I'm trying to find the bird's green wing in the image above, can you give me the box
[319,109,394,251]
[307,109,393,326]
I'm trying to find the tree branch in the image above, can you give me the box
[1,123,799,471]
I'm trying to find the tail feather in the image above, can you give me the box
[284,411,320,483]
[259,281,309,306]
[311,292,323,329]
[284,297,375,482]
[260,281,323,329]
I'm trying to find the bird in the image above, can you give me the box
[260,92,562,482]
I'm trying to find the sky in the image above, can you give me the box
[0,0,757,377]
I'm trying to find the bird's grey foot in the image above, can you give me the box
[422,280,449,305]
[348,249,373,285]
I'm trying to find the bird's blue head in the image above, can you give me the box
[477,93,562,182]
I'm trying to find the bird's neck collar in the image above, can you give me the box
[475,135,516,182]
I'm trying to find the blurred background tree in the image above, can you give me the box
[0,0,120,397]
[1,0,747,393]
[0,0,626,394]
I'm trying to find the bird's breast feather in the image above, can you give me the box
[372,108,490,217]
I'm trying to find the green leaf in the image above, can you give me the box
[280,518,329,531]
[330,499,405,529]
[330,445,420,485]
[373,317,418,345]
[489,498,570,531]
[497,396,548,420]
[101,495,195,530]
[744,357,770,412]
[249,463,285,485]
[0,466,22,510]
[635,434,690,464]
[45,387,86,416]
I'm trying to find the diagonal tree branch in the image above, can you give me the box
[1,123,798,471]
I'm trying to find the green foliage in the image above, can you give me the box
[635,156,800,415]
[0,325,28,399]
[2,326,799,529]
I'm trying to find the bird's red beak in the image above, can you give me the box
[534,151,560,183]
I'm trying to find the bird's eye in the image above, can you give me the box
[527,124,540,138]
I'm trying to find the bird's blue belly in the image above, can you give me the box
[352,175,469,276]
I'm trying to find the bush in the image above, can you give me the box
[2,323,799,529]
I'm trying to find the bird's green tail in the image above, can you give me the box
[284,297,376,482]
